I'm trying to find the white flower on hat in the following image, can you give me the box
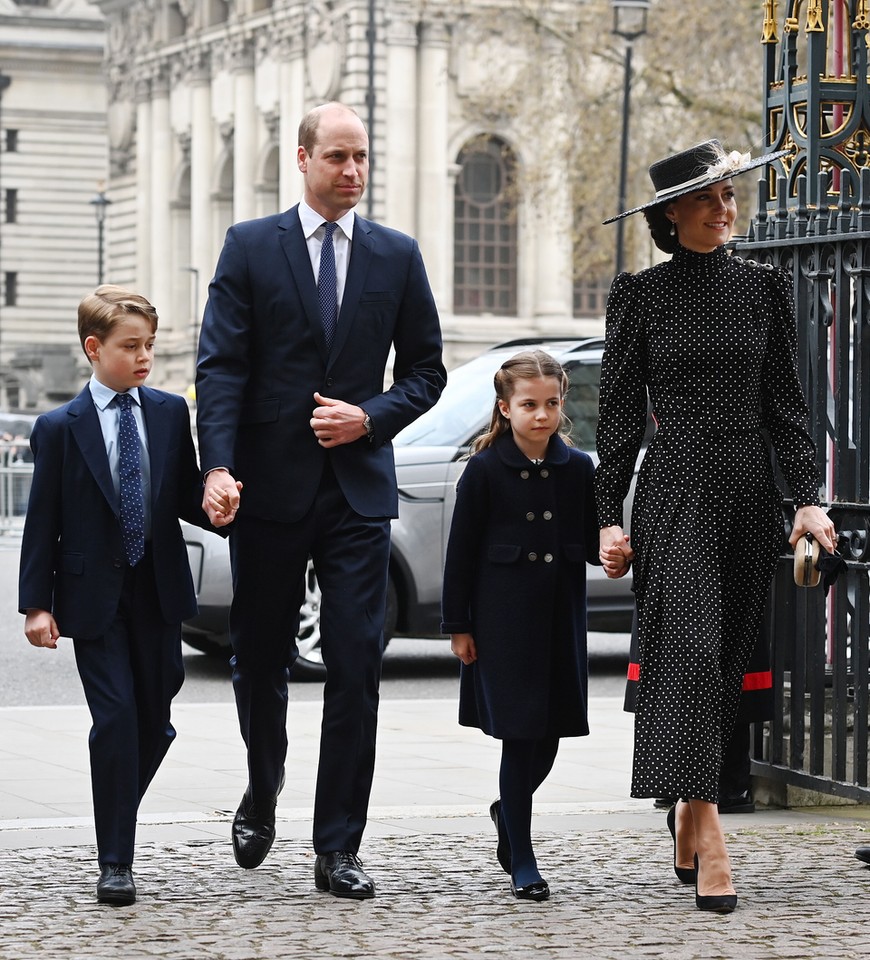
[705,150,752,180]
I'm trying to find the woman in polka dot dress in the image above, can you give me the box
[595,141,836,913]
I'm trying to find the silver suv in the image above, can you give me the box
[182,337,645,678]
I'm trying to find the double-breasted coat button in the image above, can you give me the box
[543,510,553,520]
[540,469,549,478]
[526,511,535,521]
[520,470,529,479]
[544,553,554,563]
[528,552,538,561]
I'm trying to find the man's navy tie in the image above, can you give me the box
[317,221,339,350]
[116,392,145,566]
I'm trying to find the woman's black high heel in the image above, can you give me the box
[693,854,737,913]
[666,803,696,884]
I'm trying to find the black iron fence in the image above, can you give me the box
[735,170,870,802]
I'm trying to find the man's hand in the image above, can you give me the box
[310,392,368,448]
[203,469,242,526]
[25,609,60,649]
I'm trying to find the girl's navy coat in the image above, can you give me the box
[441,432,599,740]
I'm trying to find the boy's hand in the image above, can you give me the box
[203,470,242,526]
[24,609,60,649]
[450,632,478,665]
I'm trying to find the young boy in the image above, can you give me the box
[18,285,233,906]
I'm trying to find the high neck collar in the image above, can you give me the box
[671,243,729,276]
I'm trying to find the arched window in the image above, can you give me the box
[453,137,517,315]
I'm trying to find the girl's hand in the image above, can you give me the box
[790,505,837,554]
[451,633,478,665]
[600,525,634,579]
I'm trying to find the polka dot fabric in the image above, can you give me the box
[116,392,145,567]
[594,244,820,802]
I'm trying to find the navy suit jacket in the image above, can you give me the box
[195,205,446,522]
[18,385,209,639]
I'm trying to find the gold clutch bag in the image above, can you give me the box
[794,533,821,587]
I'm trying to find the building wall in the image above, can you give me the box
[1,0,606,408]
[0,0,107,408]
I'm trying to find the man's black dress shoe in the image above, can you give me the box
[314,851,376,899]
[510,878,550,902]
[96,863,136,906]
[232,771,285,869]
[489,798,511,874]
[855,846,870,864]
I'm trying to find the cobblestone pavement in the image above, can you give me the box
[2,821,869,960]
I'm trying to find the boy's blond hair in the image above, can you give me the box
[77,284,159,360]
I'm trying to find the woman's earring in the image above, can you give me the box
[669,222,676,236]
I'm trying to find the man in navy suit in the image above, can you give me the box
[196,101,445,898]
[19,285,225,905]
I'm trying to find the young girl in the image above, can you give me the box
[441,349,599,902]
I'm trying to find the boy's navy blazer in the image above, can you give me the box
[18,384,209,639]
[195,205,446,523]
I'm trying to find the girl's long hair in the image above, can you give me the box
[471,349,572,454]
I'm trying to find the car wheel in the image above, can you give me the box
[291,562,398,681]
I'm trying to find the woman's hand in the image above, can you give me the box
[790,505,837,554]
[450,633,478,665]
[600,525,634,579]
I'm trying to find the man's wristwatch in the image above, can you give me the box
[362,410,374,441]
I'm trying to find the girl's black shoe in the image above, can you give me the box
[489,798,511,874]
[510,878,550,902]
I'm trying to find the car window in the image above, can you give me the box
[395,353,501,447]
[563,360,600,451]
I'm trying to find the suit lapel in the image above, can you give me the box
[278,206,331,363]
[139,387,167,506]
[68,386,117,515]
[329,214,373,366]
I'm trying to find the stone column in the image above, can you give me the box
[135,74,152,294]
[233,37,257,223]
[384,9,419,235]
[188,51,213,320]
[278,30,305,211]
[416,19,451,308]
[150,66,172,326]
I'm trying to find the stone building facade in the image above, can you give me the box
[1,0,606,406]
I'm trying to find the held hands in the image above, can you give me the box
[310,392,367,448]
[790,505,837,554]
[203,469,243,527]
[451,632,478,666]
[600,525,634,579]
[25,609,60,649]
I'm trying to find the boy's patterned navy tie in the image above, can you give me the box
[116,392,145,566]
[317,221,338,350]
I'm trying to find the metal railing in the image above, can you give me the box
[736,170,870,802]
[0,441,32,535]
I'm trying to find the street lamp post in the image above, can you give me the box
[89,185,112,285]
[612,0,650,278]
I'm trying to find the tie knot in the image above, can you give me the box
[323,221,338,240]
[116,392,133,411]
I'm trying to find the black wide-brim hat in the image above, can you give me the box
[603,139,789,224]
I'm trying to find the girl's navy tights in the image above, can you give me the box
[498,736,560,888]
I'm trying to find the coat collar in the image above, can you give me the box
[493,431,571,469]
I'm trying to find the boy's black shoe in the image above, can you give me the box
[97,864,136,905]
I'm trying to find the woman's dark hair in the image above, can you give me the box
[643,202,680,255]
